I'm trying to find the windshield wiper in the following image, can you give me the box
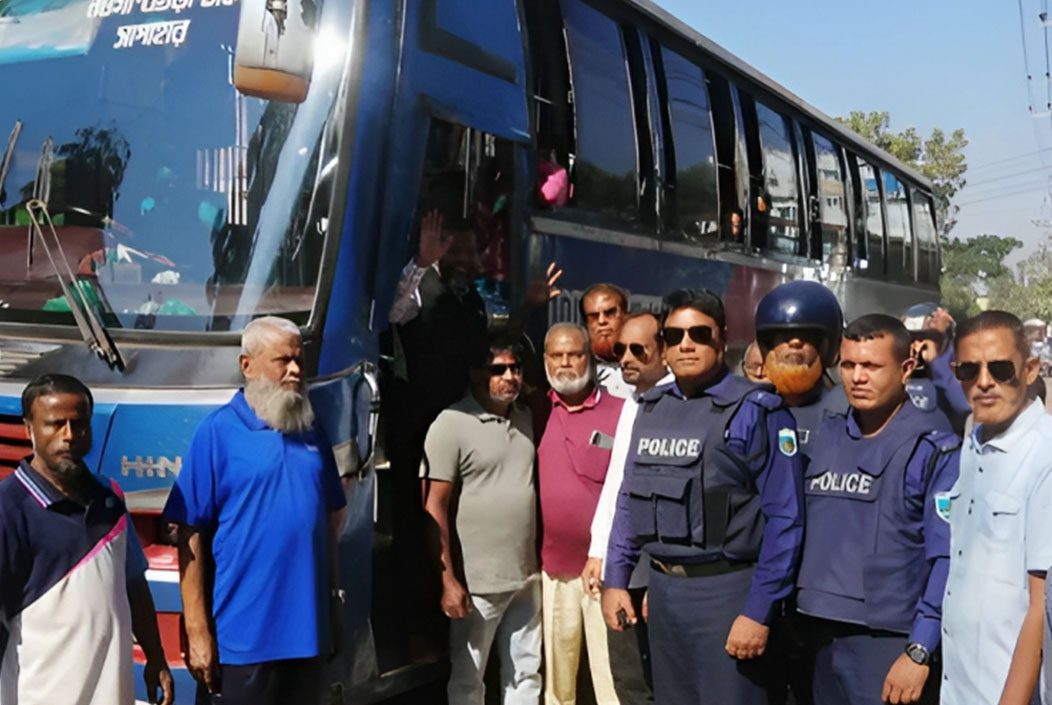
[0,120,21,206]
[25,199,126,371]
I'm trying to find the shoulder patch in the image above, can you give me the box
[934,491,952,523]
[923,429,962,454]
[777,428,798,457]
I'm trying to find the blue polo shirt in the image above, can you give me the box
[163,391,346,665]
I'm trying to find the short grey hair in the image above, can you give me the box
[544,322,590,353]
[241,316,301,357]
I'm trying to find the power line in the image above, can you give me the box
[968,146,1052,173]
[957,183,1052,206]
[965,164,1052,190]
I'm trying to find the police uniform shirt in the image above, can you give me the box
[795,402,960,650]
[604,369,805,624]
[941,400,1052,705]
[787,383,847,456]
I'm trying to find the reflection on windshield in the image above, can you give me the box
[0,0,346,332]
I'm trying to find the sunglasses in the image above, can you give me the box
[613,342,648,361]
[662,325,714,347]
[488,363,523,377]
[952,360,1016,384]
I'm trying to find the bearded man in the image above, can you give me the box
[754,281,848,457]
[580,283,633,399]
[164,316,347,705]
[536,322,624,704]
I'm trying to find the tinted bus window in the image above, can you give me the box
[856,159,885,274]
[755,101,801,256]
[811,133,848,265]
[562,0,639,226]
[912,190,940,284]
[883,172,912,281]
[659,47,718,244]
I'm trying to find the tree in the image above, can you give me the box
[937,234,1022,321]
[835,111,967,235]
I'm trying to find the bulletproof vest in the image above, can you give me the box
[621,374,776,563]
[789,384,847,457]
[796,402,954,633]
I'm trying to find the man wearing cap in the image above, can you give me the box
[901,303,970,435]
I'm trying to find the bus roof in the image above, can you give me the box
[627,0,935,191]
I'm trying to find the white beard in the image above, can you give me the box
[243,377,316,434]
[547,368,592,397]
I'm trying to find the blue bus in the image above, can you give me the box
[0,0,940,701]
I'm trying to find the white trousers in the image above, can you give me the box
[542,571,620,705]
[448,576,543,705]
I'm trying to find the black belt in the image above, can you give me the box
[650,558,754,578]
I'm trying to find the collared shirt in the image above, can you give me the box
[0,461,147,705]
[588,372,674,588]
[537,386,623,577]
[942,400,1052,705]
[605,369,805,624]
[422,392,538,594]
[163,390,347,666]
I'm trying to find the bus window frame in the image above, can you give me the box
[806,129,851,267]
[881,170,913,283]
[909,187,940,285]
[747,94,806,260]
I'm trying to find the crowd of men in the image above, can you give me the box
[1,241,1052,705]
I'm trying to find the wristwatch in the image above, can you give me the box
[904,642,931,666]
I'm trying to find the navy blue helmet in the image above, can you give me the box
[755,281,844,367]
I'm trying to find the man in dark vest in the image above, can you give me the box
[601,288,805,705]
[795,314,960,705]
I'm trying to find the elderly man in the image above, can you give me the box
[164,317,347,705]
[537,322,624,704]
[0,373,173,705]
[941,311,1052,705]
[583,311,671,705]
[422,334,542,705]
[581,283,632,398]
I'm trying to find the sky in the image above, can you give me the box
[651,0,1052,268]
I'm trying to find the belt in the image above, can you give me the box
[650,558,754,578]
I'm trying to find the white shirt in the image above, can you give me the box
[941,400,1052,705]
[588,372,674,588]
[596,362,633,400]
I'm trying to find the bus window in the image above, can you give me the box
[523,0,574,176]
[811,133,848,266]
[754,100,802,256]
[656,46,718,244]
[883,172,912,281]
[911,189,940,284]
[562,0,640,227]
[856,159,885,275]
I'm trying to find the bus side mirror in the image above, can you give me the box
[234,0,318,103]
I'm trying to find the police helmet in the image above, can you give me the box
[755,281,843,367]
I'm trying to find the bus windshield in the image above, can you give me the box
[0,0,345,333]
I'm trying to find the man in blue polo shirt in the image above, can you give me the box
[164,316,347,705]
[0,373,173,705]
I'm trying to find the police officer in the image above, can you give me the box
[901,302,970,435]
[754,280,847,455]
[601,289,804,705]
[754,281,847,705]
[795,314,960,705]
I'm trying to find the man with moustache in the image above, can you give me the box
[602,289,804,705]
[581,283,633,399]
[164,317,347,705]
[421,334,542,704]
[794,315,959,705]
[584,311,672,705]
[754,281,847,457]
[940,311,1052,705]
[536,323,623,704]
[0,374,173,705]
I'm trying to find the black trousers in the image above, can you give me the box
[606,586,654,704]
[194,658,324,705]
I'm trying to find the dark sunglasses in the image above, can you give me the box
[952,360,1016,384]
[613,342,648,360]
[488,363,523,377]
[661,325,714,347]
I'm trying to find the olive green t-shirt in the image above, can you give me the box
[423,393,538,594]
